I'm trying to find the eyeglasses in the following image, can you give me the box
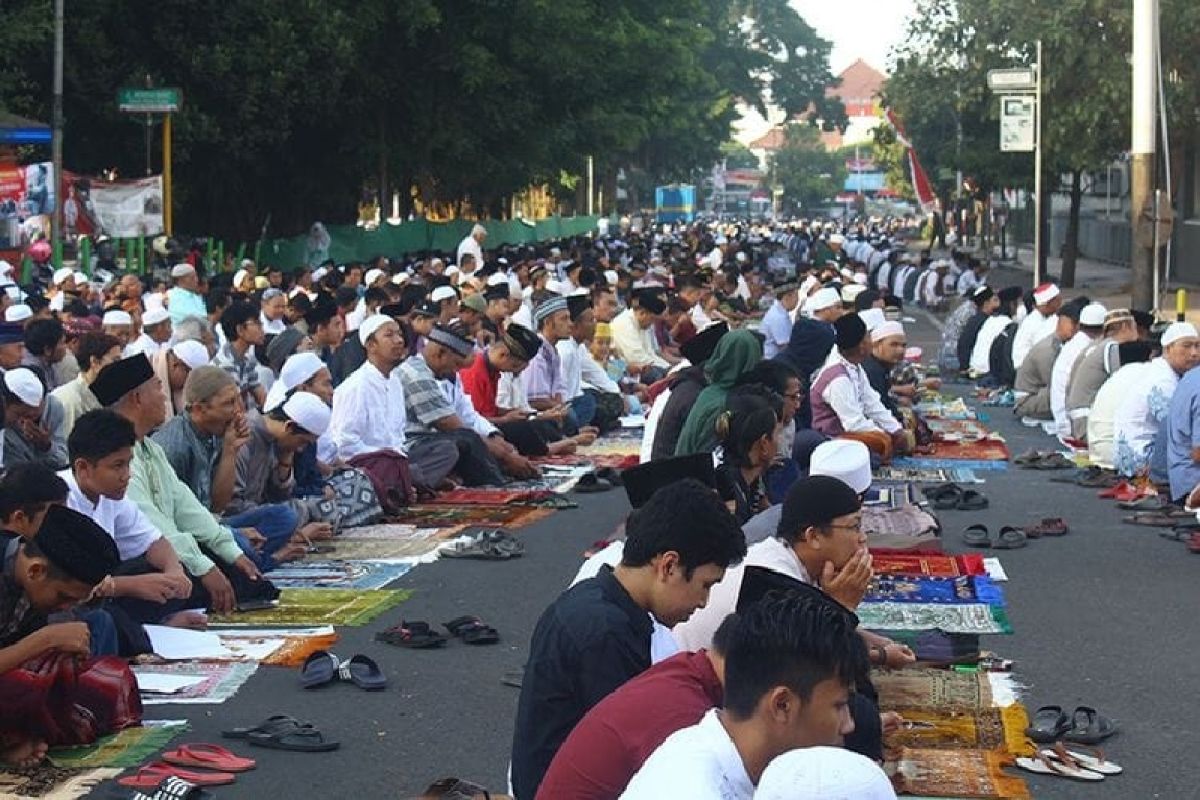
[824,522,862,532]
[783,392,804,401]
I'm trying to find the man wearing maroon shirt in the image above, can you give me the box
[534,618,732,800]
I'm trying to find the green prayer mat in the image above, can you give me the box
[49,722,189,768]
[208,587,412,627]
[857,601,1013,634]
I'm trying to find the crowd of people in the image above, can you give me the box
[1,212,1176,796]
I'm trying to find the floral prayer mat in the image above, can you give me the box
[893,457,1009,472]
[0,765,121,799]
[864,483,918,509]
[870,551,987,578]
[208,588,412,627]
[49,721,189,768]
[926,439,1011,462]
[884,706,1033,757]
[387,504,556,530]
[857,602,1012,634]
[875,466,983,484]
[534,453,640,471]
[133,661,259,705]
[264,560,413,590]
[887,747,1030,799]
[865,575,1005,606]
[324,531,460,562]
[261,632,341,667]
[873,669,996,712]
[862,506,941,539]
[425,487,550,506]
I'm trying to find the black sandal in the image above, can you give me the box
[956,489,989,510]
[246,725,340,752]
[222,714,310,740]
[1063,705,1118,744]
[575,473,615,493]
[444,615,500,645]
[375,620,449,648]
[1025,704,1072,743]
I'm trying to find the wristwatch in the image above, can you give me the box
[871,644,888,666]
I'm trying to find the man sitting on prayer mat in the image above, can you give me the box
[329,314,459,512]
[1114,322,1200,476]
[1088,341,1157,469]
[61,410,194,627]
[0,504,128,767]
[1011,281,1063,370]
[559,293,624,433]
[401,321,539,485]
[1065,308,1139,441]
[810,314,906,463]
[510,477,746,800]
[2,367,69,470]
[1050,302,1105,437]
[1013,298,1085,425]
[523,295,585,435]
[620,592,868,800]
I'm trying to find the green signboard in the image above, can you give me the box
[118,88,182,114]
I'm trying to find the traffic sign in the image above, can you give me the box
[118,88,182,114]
[1000,95,1035,152]
[987,67,1037,92]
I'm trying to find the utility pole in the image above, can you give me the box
[1033,40,1043,286]
[1130,0,1157,311]
[50,0,64,268]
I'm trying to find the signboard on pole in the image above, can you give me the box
[1000,95,1035,152]
[117,88,182,114]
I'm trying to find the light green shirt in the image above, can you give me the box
[127,437,244,576]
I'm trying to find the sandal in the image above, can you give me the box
[299,650,340,689]
[595,467,624,486]
[1117,494,1175,511]
[1121,511,1182,528]
[1025,705,1071,743]
[338,654,387,690]
[993,526,1028,549]
[1032,452,1074,470]
[955,489,989,510]
[127,776,214,800]
[1024,517,1069,538]
[440,531,520,560]
[927,485,964,510]
[1042,742,1123,775]
[444,615,500,645]
[1077,469,1120,488]
[1014,752,1105,782]
[961,525,991,548]
[222,715,309,740]
[1062,705,1118,745]
[161,744,256,773]
[118,763,237,790]
[1013,449,1043,467]
[575,473,615,493]
[375,621,449,649]
[246,725,339,752]
[1159,527,1195,542]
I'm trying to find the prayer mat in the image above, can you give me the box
[927,439,1010,462]
[867,531,942,552]
[261,632,341,667]
[425,487,551,505]
[133,661,259,705]
[49,721,189,768]
[873,669,995,712]
[914,397,977,419]
[888,747,1030,799]
[885,707,1033,757]
[893,457,1008,472]
[0,765,121,799]
[857,602,1012,634]
[388,504,556,530]
[264,560,413,590]
[865,576,1005,606]
[535,453,640,471]
[876,466,983,484]
[876,630,981,666]
[576,438,643,457]
[924,418,994,438]
[871,552,987,578]
[324,534,456,562]
[865,483,917,509]
[215,627,339,667]
[208,587,412,627]
[862,506,941,539]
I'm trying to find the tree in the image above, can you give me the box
[720,142,761,171]
[769,124,844,213]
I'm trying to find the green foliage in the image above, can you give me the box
[0,0,841,241]
[768,124,845,212]
[720,142,762,171]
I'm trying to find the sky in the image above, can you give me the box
[789,0,918,75]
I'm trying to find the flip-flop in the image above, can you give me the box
[479,529,525,556]
[961,525,991,548]
[1122,512,1181,528]
[1032,453,1074,470]
[921,482,961,499]
[161,744,256,773]
[1024,517,1069,538]
[375,621,448,649]
[127,776,214,800]
[338,654,387,690]
[574,473,614,493]
[444,615,500,645]
[222,715,309,740]
[246,726,339,753]
[1042,742,1123,776]
[1159,527,1195,542]
[595,467,624,486]
[993,526,1028,549]
[1117,495,1176,511]
[928,485,964,510]
[118,763,237,789]
[1025,705,1071,743]
[299,650,340,689]
[1097,480,1135,499]
[1063,706,1118,745]
[1014,753,1105,782]
[440,537,514,560]
[1013,449,1043,466]
[1077,469,1120,488]
[956,489,989,510]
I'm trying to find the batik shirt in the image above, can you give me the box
[1113,357,1179,476]
[938,301,976,372]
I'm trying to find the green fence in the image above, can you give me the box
[257,214,608,269]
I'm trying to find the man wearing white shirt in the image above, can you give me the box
[124,307,172,359]
[611,291,670,381]
[1011,282,1062,369]
[456,223,487,272]
[258,288,288,336]
[558,295,623,432]
[620,591,863,800]
[1050,303,1105,436]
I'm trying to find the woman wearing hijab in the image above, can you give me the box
[674,329,762,456]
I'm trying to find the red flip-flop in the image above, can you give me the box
[117,762,237,789]
[161,743,256,772]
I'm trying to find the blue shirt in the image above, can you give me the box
[1166,365,1200,501]
[760,300,793,360]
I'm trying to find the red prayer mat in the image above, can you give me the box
[926,439,1011,461]
[870,551,987,578]
[425,487,551,506]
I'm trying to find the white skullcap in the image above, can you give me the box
[486,272,509,287]
[810,439,872,494]
[391,271,410,285]
[841,284,867,304]
[853,273,869,285]
[233,269,250,287]
[0,260,12,278]
[364,268,385,286]
[312,266,329,282]
[839,267,855,279]
[545,280,565,295]
[264,352,327,412]
[1079,303,1107,327]
[829,233,845,244]
[4,368,44,407]
[240,258,255,269]
[444,265,461,278]
[858,308,886,331]
[5,304,32,323]
[871,320,906,342]
[549,247,562,257]
[471,223,487,237]
[358,313,395,346]
[171,339,210,371]
[1032,282,1060,305]
[755,747,897,800]
[281,391,331,436]
[808,287,841,312]
[170,263,196,278]
[103,310,133,327]
[429,257,444,268]
[73,271,88,285]
[431,285,458,303]
[142,307,170,326]
[53,267,74,286]
[604,269,619,286]
[143,293,165,313]
[1161,321,1199,348]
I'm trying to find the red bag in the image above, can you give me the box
[0,653,142,745]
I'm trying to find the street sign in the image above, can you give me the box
[1000,95,1035,152]
[987,67,1036,92]
[118,88,182,114]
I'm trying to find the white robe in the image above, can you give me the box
[328,361,410,459]
[1011,310,1058,370]
[1050,331,1092,436]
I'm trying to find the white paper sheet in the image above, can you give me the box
[134,673,208,694]
[983,557,1009,582]
[145,625,234,661]
[619,415,646,428]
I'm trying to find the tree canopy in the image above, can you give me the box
[0,0,842,240]
[769,124,844,214]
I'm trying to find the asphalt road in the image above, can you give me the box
[100,305,1196,799]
